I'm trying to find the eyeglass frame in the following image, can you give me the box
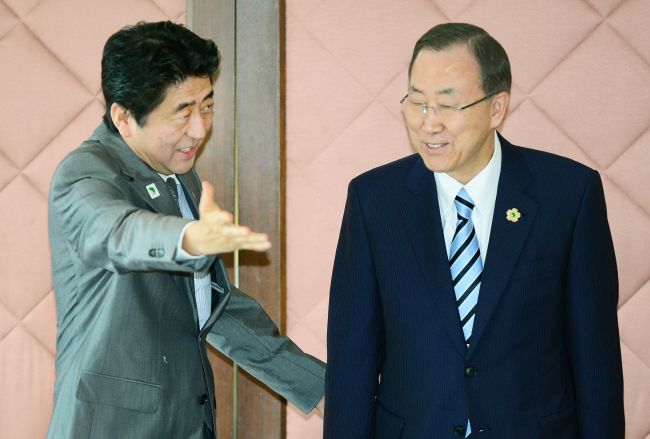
[400,92,496,117]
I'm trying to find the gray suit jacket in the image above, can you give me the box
[47,123,325,439]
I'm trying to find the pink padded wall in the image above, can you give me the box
[1,1,648,438]
[0,1,186,438]
[285,1,650,438]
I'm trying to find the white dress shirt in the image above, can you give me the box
[434,133,502,263]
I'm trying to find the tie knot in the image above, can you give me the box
[165,177,179,203]
[454,188,475,218]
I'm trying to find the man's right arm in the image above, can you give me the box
[324,181,384,438]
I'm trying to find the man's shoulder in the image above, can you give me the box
[351,154,420,188]
[504,138,595,183]
[55,123,132,176]
[55,138,117,178]
[517,145,591,170]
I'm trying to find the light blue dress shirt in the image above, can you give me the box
[160,174,212,329]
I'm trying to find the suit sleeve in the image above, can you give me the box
[566,171,625,438]
[324,181,384,438]
[206,286,326,413]
[49,150,213,274]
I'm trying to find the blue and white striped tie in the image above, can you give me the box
[449,188,482,345]
[449,188,482,438]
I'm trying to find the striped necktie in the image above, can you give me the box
[449,188,482,347]
[165,177,179,203]
[450,188,482,438]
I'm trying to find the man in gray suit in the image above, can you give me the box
[47,21,324,439]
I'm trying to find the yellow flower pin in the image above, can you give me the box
[506,208,521,223]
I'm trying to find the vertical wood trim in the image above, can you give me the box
[187,1,237,438]
[188,0,283,438]
[235,0,284,438]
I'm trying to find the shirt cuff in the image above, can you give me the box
[175,221,205,261]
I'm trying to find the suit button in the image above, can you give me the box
[454,425,466,436]
[149,248,164,258]
[199,394,209,405]
[464,366,478,377]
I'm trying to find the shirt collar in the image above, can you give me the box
[434,132,502,219]
[158,173,180,185]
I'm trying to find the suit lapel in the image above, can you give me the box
[201,258,233,332]
[132,174,180,216]
[400,158,466,356]
[91,124,181,216]
[469,135,538,353]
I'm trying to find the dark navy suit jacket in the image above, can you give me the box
[324,134,624,439]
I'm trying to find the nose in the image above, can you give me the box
[421,109,444,133]
[186,110,208,140]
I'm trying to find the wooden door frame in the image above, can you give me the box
[188,1,284,437]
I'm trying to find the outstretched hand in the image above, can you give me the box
[315,397,325,418]
[182,181,271,256]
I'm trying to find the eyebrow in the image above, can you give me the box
[174,90,214,112]
[408,85,457,96]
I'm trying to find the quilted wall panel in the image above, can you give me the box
[0,1,186,438]
[285,1,650,438]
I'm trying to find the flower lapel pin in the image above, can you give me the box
[506,208,522,223]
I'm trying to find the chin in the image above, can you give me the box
[175,161,197,175]
[419,156,449,174]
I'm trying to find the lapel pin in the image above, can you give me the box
[506,208,521,223]
[146,183,161,199]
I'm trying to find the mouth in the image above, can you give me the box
[422,141,449,152]
[177,145,197,159]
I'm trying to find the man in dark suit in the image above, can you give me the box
[324,22,624,438]
[47,21,324,439]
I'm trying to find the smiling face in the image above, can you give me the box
[114,76,215,175]
[404,45,508,184]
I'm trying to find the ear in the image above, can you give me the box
[110,103,133,138]
[489,92,510,129]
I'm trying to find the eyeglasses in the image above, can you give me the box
[400,93,495,120]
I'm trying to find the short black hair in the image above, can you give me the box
[101,21,221,132]
[408,22,511,95]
